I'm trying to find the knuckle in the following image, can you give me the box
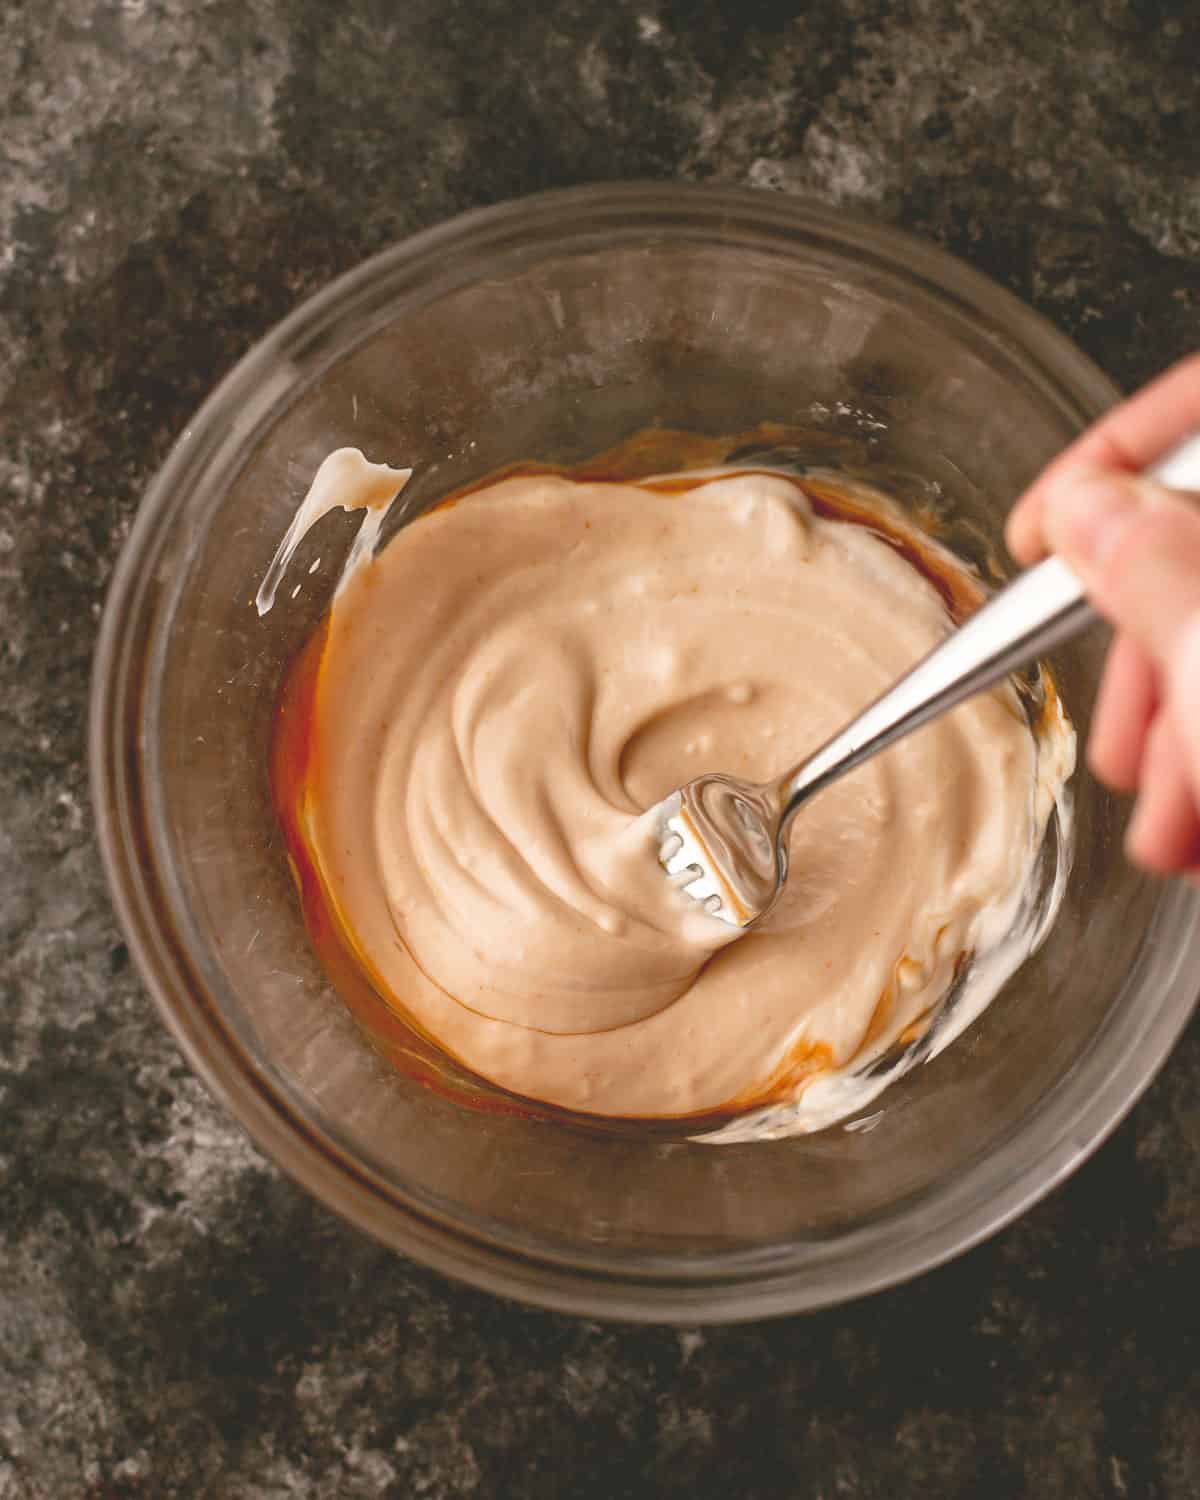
[1098,506,1200,600]
[1167,351,1200,387]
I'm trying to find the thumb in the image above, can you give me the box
[1042,465,1200,665]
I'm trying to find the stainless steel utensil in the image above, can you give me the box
[656,435,1200,928]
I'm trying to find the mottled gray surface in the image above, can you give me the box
[2,0,1199,1496]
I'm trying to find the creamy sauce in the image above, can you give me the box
[266,449,1074,1134]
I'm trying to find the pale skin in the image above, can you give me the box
[1005,354,1200,881]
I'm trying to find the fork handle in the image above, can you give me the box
[776,432,1200,828]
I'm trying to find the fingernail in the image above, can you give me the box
[1042,467,1141,572]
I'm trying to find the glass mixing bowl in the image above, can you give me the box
[91,183,1200,1322]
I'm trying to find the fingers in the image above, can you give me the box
[1125,714,1200,874]
[1088,632,1158,793]
[1006,353,1200,565]
[1120,620,1200,879]
[1040,471,1200,664]
[1165,615,1200,807]
[1000,358,1200,882]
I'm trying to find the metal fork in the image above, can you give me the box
[655,435,1200,928]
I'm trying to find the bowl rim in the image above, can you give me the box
[90,181,1200,1322]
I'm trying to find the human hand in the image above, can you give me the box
[1005,355,1200,879]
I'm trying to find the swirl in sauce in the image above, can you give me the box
[266,448,1074,1135]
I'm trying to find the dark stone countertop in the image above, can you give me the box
[2,2,1198,1496]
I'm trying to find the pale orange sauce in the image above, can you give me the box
[269,426,1023,1131]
